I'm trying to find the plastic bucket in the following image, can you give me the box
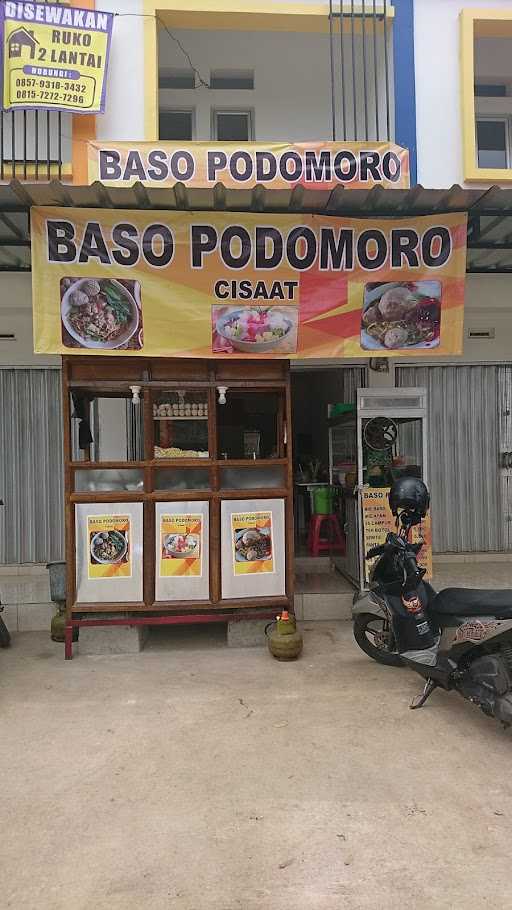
[46,561,66,603]
[313,486,333,514]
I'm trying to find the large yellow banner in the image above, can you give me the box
[87,140,410,190]
[2,2,113,113]
[31,207,467,359]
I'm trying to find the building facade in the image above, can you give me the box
[2,0,512,571]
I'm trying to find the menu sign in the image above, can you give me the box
[362,487,432,584]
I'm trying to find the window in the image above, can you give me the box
[475,83,508,98]
[212,110,253,141]
[460,10,512,179]
[159,110,194,141]
[159,68,195,90]
[210,70,254,90]
[476,118,509,168]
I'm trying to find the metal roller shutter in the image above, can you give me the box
[396,365,502,553]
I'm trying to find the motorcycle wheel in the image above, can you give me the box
[0,615,11,648]
[353,613,403,667]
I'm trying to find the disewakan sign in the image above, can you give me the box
[31,207,467,359]
[1,1,113,113]
[87,140,410,190]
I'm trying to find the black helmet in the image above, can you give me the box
[389,476,429,520]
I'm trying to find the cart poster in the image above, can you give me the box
[232,511,274,576]
[31,207,467,359]
[362,487,432,584]
[159,513,202,578]
[87,514,131,580]
[1,2,113,114]
[87,140,410,190]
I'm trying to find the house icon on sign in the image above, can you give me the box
[8,28,39,60]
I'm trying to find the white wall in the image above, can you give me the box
[407,274,512,365]
[0,273,59,367]
[96,0,146,141]
[414,0,512,188]
[158,27,392,142]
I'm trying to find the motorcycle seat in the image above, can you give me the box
[432,588,512,618]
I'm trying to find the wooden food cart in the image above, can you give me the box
[63,356,293,658]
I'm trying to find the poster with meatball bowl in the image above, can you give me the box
[221,500,285,599]
[75,502,143,603]
[31,207,467,359]
[231,511,274,576]
[87,514,132,579]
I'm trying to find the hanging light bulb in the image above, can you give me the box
[129,385,141,404]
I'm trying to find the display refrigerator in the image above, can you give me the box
[329,387,430,591]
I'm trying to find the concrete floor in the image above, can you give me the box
[2,625,512,909]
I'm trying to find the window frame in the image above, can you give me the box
[461,9,512,182]
[158,107,196,141]
[209,70,255,91]
[211,108,254,142]
[158,68,196,90]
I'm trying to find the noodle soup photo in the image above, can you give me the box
[61,278,143,350]
[360,280,441,351]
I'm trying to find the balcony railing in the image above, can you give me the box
[0,109,71,181]
[327,0,393,142]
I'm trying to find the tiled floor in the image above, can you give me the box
[295,556,512,594]
[294,562,354,621]
[295,570,352,594]
[294,557,512,622]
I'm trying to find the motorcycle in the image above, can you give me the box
[0,603,10,648]
[352,485,512,726]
